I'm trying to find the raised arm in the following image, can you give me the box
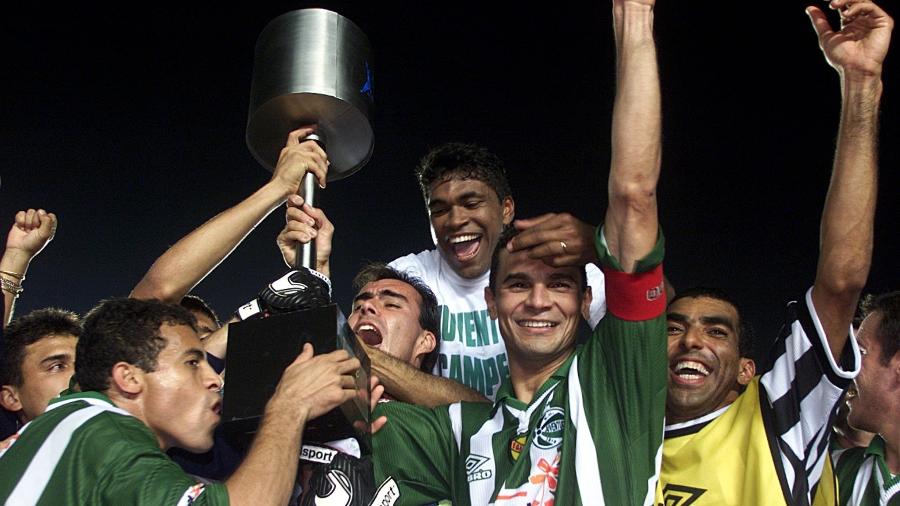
[131,126,328,302]
[807,0,892,359]
[1,209,57,326]
[603,0,661,273]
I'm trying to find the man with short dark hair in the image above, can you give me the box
[350,263,440,372]
[0,298,364,506]
[656,2,890,504]
[0,308,81,427]
[387,142,607,401]
[833,291,900,505]
[370,2,666,502]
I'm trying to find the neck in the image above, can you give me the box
[885,422,900,475]
[106,390,163,449]
[508,350,572,405]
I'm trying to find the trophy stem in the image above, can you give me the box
[297,132,325,270]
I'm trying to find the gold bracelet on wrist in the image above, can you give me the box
[0,277,23,296]
[0,270,24,281]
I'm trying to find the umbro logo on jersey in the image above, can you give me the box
[659,484,707,506]
[533,407,565,449]
[466,454,493,482]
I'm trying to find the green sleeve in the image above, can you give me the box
[594,226,665,273]
[372,401,456,504]
[576,227,667,504]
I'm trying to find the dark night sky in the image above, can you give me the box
[2,2,897,359]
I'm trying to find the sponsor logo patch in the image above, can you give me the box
[300,444,338,464]
[533,407,565,450]
[371,477,400,506]
[466,454,493,482]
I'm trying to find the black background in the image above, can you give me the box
[2,2,897,359]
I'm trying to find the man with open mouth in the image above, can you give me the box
[656,2,890,505]
[0,298,363,506]
[370,1,667,503]
[387,142,607,403]
[831,291,900,506]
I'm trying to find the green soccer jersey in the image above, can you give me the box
[833,437,900,506]
[373,230,667,506]
[0,391,229,506]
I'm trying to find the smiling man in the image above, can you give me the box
[371,2,667,503]
[0,298,363,506]
[656,2,890,504]
[389,143,607,401]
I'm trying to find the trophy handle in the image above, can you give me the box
[297,133,325,270]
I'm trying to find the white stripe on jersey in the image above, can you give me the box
[44,395,131,416]
[850,458,875,506]
[804,289,860,379]
[761,319,814,400]
[780,375,840,459]
[467,407,505,505]
[6,405,113,505]
[568,355,605,505]
[881,471,900,506]
[449,403,463,453]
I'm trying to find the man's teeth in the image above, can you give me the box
[359,324,376,332]
[674,361,711,377]
[449,234,480,244]
[519,320,556,328]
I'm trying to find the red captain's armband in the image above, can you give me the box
[601,263,665,321]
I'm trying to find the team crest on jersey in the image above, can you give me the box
[659,484,706,506]
[509,434,527,461]
[466,454,493,482]
[532,407,565,450]
[646,285,663,301]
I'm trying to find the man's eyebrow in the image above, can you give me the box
[666,312,688,323]
[665,312,736,332]
[548,272,578,283]
[427,190,485,208]
[353,289,409,304]
[700,316,736,332]
[352,291,375,304]
[502,272,531,284]
[40,353,73,365]
[378,290,409,303]
[183,348,206,360]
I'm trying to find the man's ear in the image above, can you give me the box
[414,330,437,360]
[485,287,498,320]
[737,358,756,386]
[580,286,593,322]
[110,362,144,396]
[0,385,22,413]
[501,196,515,226]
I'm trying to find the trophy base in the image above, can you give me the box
[221,304,370,452]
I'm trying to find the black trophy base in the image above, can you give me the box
[221,304,370,450]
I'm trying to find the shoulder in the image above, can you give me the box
[389,249,441,274]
